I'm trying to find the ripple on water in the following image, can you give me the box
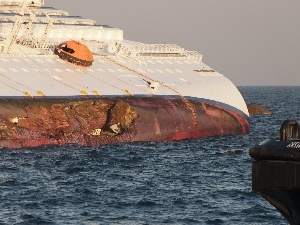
[1,87,298,224]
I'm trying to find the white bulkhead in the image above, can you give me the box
[0,0,44,7]
[0,0,249,117]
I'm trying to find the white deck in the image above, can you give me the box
[0,1,249,117]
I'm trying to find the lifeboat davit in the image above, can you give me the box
[54,40,94,67]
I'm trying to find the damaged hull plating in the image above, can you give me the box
[0,97,249,149]
[0,1,250,148]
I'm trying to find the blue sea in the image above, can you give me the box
[1,86,297,225]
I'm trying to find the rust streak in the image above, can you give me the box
[104,56,199,136]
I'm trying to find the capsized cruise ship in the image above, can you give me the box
[0,0,250,149]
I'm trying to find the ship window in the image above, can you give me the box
[75,69,84,73]
[175,69,183,73]
[166,61,173,64]
[155,69,164,73]
[54,69,63,72]
[65,69,74,73]
[56,59,65,63]
[1,58,9,62]
[106,69,114,73]
[97,69,105,72]
[61,44,75,54]
[117,69,125,73]
[12,58,21,62]
[137,69,145,73]
[147,60,155,64]
[21,68,29,72]
[184,61,192,64]
[156,60,164,64]
[52,76,62,81]
[175,61,183,65]
[35,59,44,63]
[45,59,54,63]
[165,69,174,73]
[9,68,18,72]
[87,69,95,72]
[0,68,6,73]
[146,69,154,73]
[24,59,33,63]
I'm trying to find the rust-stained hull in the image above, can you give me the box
[0,97,249,149]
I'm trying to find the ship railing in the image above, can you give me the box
[0,14,96,25]
[182,50,203,61]
[16,37,53,52]
[0,8,68,16]
[81,40,107,55]
[119,43,202,61]
[0,0,44,7]
[130,44,185,54]
[116,43,147,66]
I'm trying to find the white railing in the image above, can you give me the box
[182,50,203,61]
[115,42,202,62]
[17,38,52,50]
[130,44,185,54]
[116,43,147,66]
[0,0,44,6]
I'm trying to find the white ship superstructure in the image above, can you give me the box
[0,0,249,117]
[0,0,251,149]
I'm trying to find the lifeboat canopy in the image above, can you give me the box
[54,40,94,67]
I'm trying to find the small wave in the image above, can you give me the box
[178,218,202,224]
[216,149,243,156]
[1,178,18,186]
[205,218,224,224]
[64,166,85,174]
[136,199,158,207]
[20,214,55,225]
[75,188,94,195]
[173,197,186,205]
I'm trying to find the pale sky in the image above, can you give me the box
[46,0,300,86]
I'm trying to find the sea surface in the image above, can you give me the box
[0,86,297,225]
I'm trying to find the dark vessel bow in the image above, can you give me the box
[250,120,300,224]
[0,0,250,148]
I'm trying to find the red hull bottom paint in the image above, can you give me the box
[0,97,249,149]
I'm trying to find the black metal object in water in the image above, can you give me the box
[250,120,300,225]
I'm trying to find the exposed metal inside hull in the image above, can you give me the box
[0,97,249,149]
[0,1,250,148]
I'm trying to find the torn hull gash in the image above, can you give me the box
[0,0,250,148]
[0,97,249,149]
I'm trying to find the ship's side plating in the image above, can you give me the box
[0,1,249,148]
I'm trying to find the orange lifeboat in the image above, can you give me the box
[54,40,94,67]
